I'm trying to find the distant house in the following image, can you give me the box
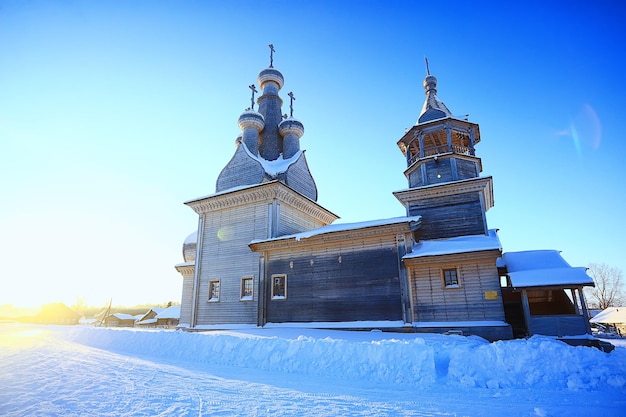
[104,313,137,327]
[33,303,81,325]
[135,306,180,328]
[135,307,166,327]
[155,306,180,328]
[591,307,626,336]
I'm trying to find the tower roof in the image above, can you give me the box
[417,72,452,124]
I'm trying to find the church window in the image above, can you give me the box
[272,274,287,300]
[442,268,460,288]
[241,277,254,301]
[208,280,221,302]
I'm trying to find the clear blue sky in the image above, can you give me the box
[1,0,624,308]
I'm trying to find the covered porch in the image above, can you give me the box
[498,250,594,338]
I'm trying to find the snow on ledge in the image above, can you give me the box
[241,142,304,177]
[191,323,260,331]
[263,320,407,329]
[404,229,501,259]
[412,321,510,328]
[251,216,421,244]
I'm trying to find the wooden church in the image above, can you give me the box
[175,49,595,341]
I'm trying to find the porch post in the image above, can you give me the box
[521,289,533,336]
[577,287,592,334]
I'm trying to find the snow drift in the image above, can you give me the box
[66,327,626,391]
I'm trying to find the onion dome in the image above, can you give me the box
[424,74,438,94]
[417,73,452,124]
[182,231,197,263]
[237,110,265,132]
[278,117,304,138]
[258,68,284,91]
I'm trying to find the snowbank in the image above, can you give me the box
[67,327,626,391]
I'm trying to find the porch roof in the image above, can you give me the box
[497,250,594,288]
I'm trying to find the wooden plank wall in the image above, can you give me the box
[425,159,454,184]
[194,203,267,325]
[456,158,480,180]
[278,204,329,237]
[264,237,403,323]
[408,192,486,239]
[408,254,505,323]
[408,166,424,188]
[179,269,194,326]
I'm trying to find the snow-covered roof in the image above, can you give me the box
[590,307,626,324]
[110,313,137,321]
[251,216,421,244]
[497,250,594,288]
[136,318,157,325]
[137,308,165,322]
[156,305,180,320]
[403,229,501,259]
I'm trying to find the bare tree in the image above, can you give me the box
[585,263,625,309]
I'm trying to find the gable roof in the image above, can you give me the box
[137,307,165,322]
[110,313,137,321]
[156,305,180,319]
[497,250,594,288]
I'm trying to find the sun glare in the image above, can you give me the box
[0,325,47,349]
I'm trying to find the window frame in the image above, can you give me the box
[271,274,287,300]
[442,267,461,289]
[240,276,254,301]
[208,279,221,302]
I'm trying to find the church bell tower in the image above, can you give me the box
[393,62,494,240]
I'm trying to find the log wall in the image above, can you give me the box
[407,252,505,323]
[263,236,403,323]
[194,203,267,325]
[408,192,486,239]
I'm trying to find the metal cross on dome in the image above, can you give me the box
[269,44,275,68]
[249,84,257,110]
[288,91,295,117]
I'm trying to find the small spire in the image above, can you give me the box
[416,58,453,124]
[248,84,258,110]
[288,91,295,117]
[268,44,275,68]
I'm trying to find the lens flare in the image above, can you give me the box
[557,104,601,158]
[217,227,234,241]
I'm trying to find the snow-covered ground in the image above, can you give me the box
[1,324,625,416]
